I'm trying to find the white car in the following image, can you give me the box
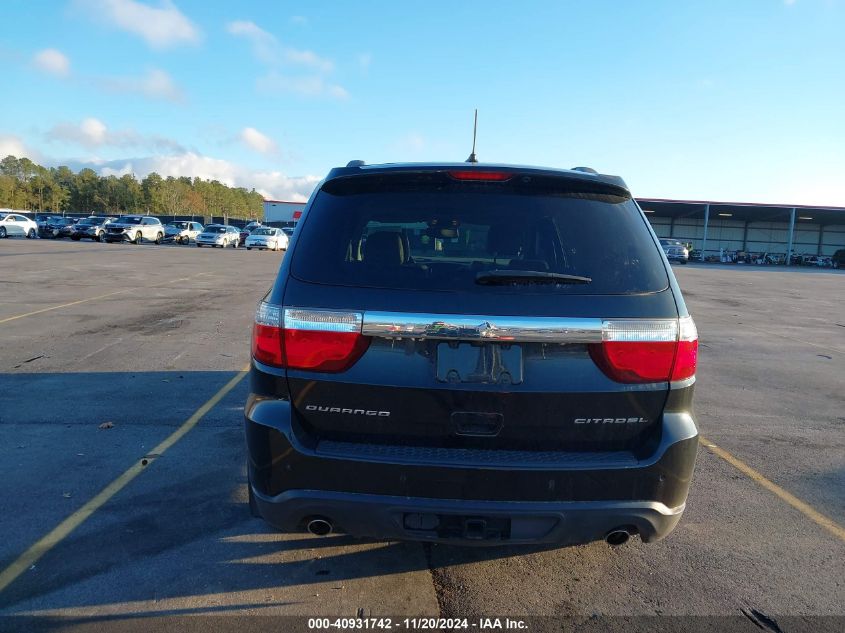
[196,224,240,248]
[165,221,204,244]
[0,213,38,239]
[245,227,288,251]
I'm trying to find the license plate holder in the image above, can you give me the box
[435,343,523,385]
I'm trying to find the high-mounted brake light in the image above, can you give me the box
[251,303,369,372]
[448,170,512,182]
[588,317,698,384]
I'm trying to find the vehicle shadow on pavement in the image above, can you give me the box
[0,370,568,616]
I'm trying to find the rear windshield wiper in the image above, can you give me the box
[475,270,592,285]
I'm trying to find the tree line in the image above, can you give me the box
[0,155,265,220]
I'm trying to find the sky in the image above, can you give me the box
[1,0,844,205]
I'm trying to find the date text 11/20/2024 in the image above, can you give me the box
[308,618,528,630]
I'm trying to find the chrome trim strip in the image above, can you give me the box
[361,312,603,343]
[669,376,696,390]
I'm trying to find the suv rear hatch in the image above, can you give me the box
[261,168,690,454]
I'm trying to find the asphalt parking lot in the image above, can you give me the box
[0,238,843,631]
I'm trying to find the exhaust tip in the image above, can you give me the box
[307,518,333,536]
[605,529,630,546]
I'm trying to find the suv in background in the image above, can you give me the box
[104,215,164,244]
[71,216,116,241]
[659,238,689,264]
[245,162,699,547]
[240,221,263,246]
[832,249,845,270]
[38,216,76,239]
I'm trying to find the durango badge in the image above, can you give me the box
[305,405,391,417]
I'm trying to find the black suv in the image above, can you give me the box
[245,162,699,546]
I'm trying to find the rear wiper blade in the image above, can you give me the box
[475,270,592,285]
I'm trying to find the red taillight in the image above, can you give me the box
[284,329,370,371]
[589,317,698,384]
[252,302,284,366]
[447,170,512,181]
[670,317,698,381]
[251,304,369,372]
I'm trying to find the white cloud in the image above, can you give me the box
[0,134,40,161]
[257,72,349,100]
[283,48,333,73]
[226,19,333,72]
[100,68,185,103]
[33,49,70,77]
[90,153,319,201]
[239,127,278,155]
[46,117,184,152]
[78,0,201,49]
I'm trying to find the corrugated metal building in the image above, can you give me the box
[638,199,845,260]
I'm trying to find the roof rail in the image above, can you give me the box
[571,166,598,174]
[346,160,366,168]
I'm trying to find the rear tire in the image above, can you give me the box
[0,227,6,238]
[155,232,163,245]
[27,228,36,239]
[247,247,252,251]
[134,232,142,245]
[196,243,203,248]
[97,231,104,242]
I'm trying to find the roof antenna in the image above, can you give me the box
[465,109,478,163]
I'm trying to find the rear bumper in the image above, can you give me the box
[245,395,698,545]
[251,488,684,545]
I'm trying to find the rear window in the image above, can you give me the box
[291,173,668,295]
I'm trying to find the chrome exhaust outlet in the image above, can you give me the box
[605,529,630,546]
[307,518,333,536]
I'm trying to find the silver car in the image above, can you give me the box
[196,224,240,248]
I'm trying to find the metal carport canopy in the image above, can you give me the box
[636,198,845,226]
[635,198,845,263]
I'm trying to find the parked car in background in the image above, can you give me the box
[245,226,288,251]
[196,224,240,248]
[0,213,38,238]
[164,221,203,244]
[239,221,263,246]
[245,161,700,547]
[833,249,845,269]
[35,214,65,229]
[103,216,165,244]
[71,216,116,241]
[59,218,81,238]
[281,227,294,239]
[38,216,76,239]
[659,238,689,264]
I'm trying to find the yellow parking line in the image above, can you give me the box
[699,436,845,543]
[0,290,130,325]
[0,366,250,594]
